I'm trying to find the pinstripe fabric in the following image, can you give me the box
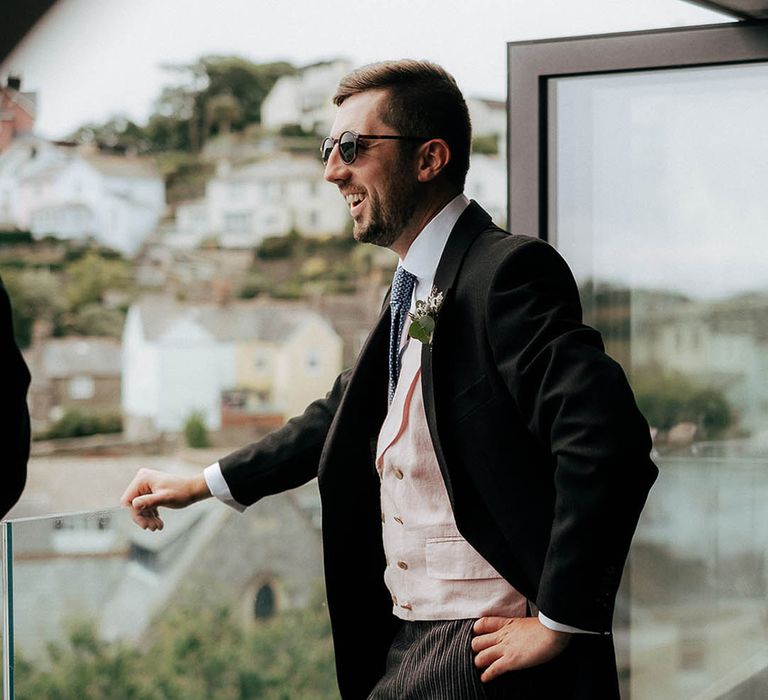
[367,618,518,700]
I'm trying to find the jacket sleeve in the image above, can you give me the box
[485,237,657,632]
[0,280,30,518]
[217,368,351,507]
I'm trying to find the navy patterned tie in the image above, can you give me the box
[389,265,417,403]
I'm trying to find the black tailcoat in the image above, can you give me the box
[0,278,29,518]
[220,202,658,699]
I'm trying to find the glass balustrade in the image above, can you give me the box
[1,481,337,700]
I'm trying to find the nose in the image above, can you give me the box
[323,141,351,184]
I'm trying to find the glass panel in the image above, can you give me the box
[551,63,768,699]
[3,491,335,699]
[2,522,10,700]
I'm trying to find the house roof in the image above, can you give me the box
[81,151,161,179]
[40,336,122,378]
[218,154,322,183]
[0,88,37,117]
[134,296,333,344]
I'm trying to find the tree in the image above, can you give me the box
[61,303,126,338]
[64,250,133,311]
[1,268,65,347]
[14,598,338,700]
[184,411,211,448]
[632,369,732,438]
[70,116,151,154]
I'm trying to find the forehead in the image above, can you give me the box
[330,89,390,137]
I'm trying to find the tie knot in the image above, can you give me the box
[391,266,416,309]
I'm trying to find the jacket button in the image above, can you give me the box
[394,516,404,524]
[393,468,404,480]
[400,602,412,610]
[397,560,409,570]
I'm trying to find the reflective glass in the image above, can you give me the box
[2,488,335,699]
[551,63,768,698]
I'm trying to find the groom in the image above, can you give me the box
[123,60,657,699]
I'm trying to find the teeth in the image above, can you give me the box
[345,193,365,206]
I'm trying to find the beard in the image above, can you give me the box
[352,165,420,248]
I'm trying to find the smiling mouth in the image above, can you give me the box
[344,192,367,213]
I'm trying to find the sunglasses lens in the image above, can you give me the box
[339,132,357,164]
[320,138,334,164]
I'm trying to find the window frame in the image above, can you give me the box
[506,20,768,240]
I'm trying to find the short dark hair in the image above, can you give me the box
[333,60,471,190]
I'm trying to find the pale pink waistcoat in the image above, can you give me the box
[376,337,528,621]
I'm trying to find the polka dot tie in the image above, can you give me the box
[389,265,417,403]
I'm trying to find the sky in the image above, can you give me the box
[1,0,727,139]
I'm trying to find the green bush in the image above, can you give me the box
[184,411,211,448]
[42,410,122,440]
[632,370,731,436]
[14,596,337,700]
[256,233,299,260]
[0,229,34,246]
[471,134,499,155]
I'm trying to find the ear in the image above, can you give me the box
[415,139,451,183]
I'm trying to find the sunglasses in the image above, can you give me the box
[320,130,433,165]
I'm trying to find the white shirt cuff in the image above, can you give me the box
[538,612,600,635]
[203,462,246,513]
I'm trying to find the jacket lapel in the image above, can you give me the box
[421,200,492,504]
[317,302,390,483]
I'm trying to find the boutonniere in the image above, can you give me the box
[408,287,444,345]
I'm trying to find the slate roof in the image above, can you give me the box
[219,154,321,183]
[81,152,160,179]
[40,336,122,378]
[135,296,331,343]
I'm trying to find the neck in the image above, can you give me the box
[389,189,461,259]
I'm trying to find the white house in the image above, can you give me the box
[468,97,507,156]
[0,137,165,255]
[261,59,351,135]
[465,153,507,227]
[171,154,348,249]
[122,295,343,437]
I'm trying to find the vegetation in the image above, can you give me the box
[184,411,211,448]
[1,242,133,348]
[14,600,338,700]
[41,410,122,440]
[632,369,731,437]
[0,228,34,246]
[69,56,296,155]
[471,133,499,155]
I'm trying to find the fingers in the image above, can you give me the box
[121,468,171,531]
[473,643,504,671]
[479,656,512,683]
[471,627,501,653]
[120,468,156,507]
[131,492,163,511]
[473,616,512,635]
[130,505,164,531]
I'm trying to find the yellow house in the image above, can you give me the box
[232,306,343,421]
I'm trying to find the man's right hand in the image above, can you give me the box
[120,468,211,531]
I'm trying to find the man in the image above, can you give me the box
[1,277,29,517]
[122,60,657,699]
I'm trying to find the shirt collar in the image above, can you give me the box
[400,193,470,285]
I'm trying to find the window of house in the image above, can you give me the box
[305,347,321,375]
[224,211,251,233]
[69,375,95,399]
[253,583,276,619]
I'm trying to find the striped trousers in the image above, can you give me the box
[366,617,620,700]
[366,618,514,700]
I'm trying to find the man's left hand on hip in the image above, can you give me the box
[471,616,572,682]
